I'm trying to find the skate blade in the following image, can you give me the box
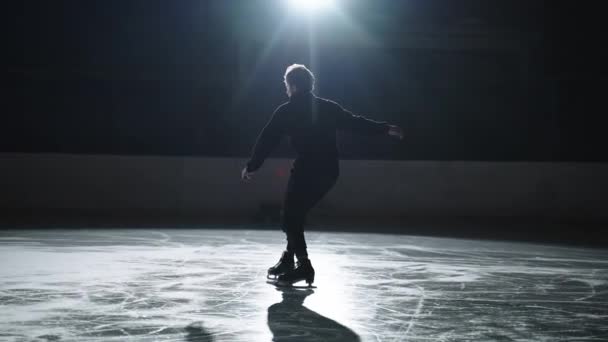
[266,279,316,289]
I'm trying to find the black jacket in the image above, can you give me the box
[246,92,389,173]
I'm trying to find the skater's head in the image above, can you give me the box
[284,64,315,98]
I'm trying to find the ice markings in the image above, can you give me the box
[0,229,607,341]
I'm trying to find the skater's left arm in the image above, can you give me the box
[245,108,286,174]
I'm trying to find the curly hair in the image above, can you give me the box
[284,64,315,92]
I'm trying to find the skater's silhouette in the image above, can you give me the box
[242,64,403,285]
[184,321,214,342]
[267,287,361,342]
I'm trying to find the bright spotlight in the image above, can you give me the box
[288,0,334,12]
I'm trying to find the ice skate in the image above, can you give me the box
[267,251,295,279]
[274,258,315,287]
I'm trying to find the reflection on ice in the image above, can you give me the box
[268,287,360,341]
[0,229,607,341]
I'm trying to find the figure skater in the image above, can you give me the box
[242,64,403,286]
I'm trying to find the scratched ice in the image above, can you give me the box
[0,229,607,341]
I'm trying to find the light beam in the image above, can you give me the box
[288,0,335,12]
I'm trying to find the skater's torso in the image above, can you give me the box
[245,91,387,174]
[278,93,341,175]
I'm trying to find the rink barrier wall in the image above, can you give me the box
[0,153,607,223]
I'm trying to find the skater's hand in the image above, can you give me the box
[388,125,404,140]
[241,166,254,182]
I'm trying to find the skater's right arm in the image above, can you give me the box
[334,103,390,135]
[333,102,403,139]
[245,107,286,173]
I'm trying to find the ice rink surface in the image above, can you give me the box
[1,228,607,342]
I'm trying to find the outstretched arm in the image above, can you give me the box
[335,103,403,139]
[244,108,285,174]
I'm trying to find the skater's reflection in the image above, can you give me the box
[267,287,360,342]
[185,321,214,342]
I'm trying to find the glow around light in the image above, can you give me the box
[288,0,335,12]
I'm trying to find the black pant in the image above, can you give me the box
[282,165,338,258]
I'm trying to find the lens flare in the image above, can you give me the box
[288,0,334,12]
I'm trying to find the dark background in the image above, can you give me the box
[3,0,607,161]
